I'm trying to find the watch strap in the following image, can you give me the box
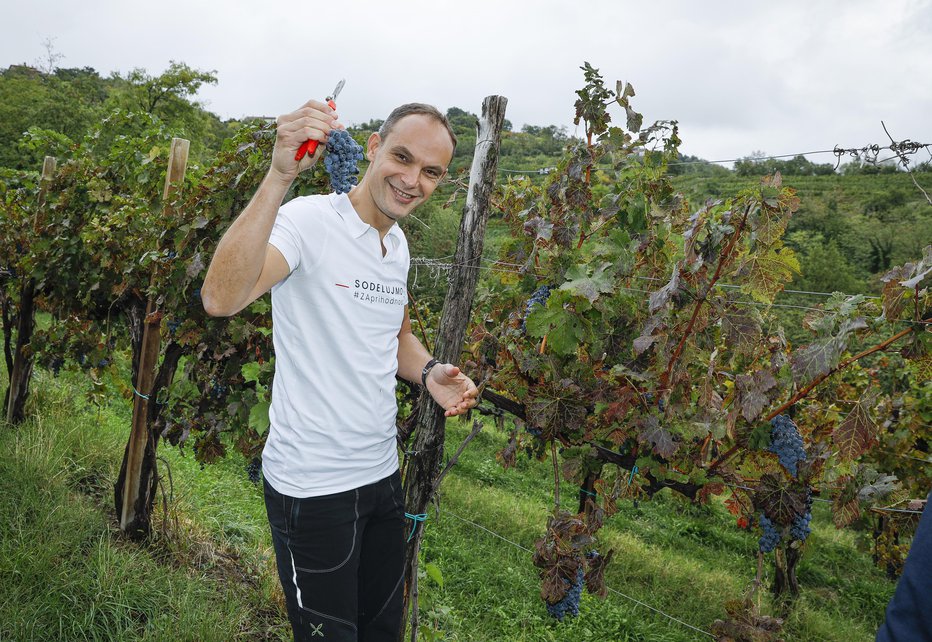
[421,359,440,387]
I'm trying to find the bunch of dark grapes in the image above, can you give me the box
[210,381,228,399]
[758,513,781,553]
[768,414,806,478]
[790,490,813,542]
[167,318,181,335]
[246,457,262,484]
[324,130,365,194]
[521,285,552,332]
[546,567,583,621]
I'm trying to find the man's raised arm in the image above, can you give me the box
[201,99,339,317]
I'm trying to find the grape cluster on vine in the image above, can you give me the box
[246,457,262,484]
[209,381,228,399]
[768,414,806,478]
[758,513,781,553]
[546,567,584,620]
[324,130,364,194]
[521,285,552,332]
[790,490,813,542]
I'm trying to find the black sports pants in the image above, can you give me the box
[263,470,406,642]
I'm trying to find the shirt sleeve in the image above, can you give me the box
[268,196,327,274]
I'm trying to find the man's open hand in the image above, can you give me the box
[425,364,479,417]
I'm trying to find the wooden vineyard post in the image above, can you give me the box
[116,138,189,537]
[5,156,56,424]
[400,96,508,640]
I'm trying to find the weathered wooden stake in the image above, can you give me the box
[399,96,507,640]
[5,156,56,424]
[116,138,189,536]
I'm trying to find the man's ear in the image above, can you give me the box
[366,132,381,162]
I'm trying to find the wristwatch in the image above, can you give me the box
[421,359,440,387]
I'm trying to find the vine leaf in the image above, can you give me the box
[721,308,763,356]
[832,476,861,528]
[898,245,932,288]
[833,496,861,529]
[248,398,270,434]
[833,396,878,462]
[584,549,614,598]
[637,415,678,458]
[633,314,665,357]
[185,251,205,280]
[526,380,589,440]
[789,336,844,384]
[559,262,614,304]
[525,301,585,356]
[880,264,912,320]
[732,244,799,303]
[648,267,680,313]
[790,317,867,383]
[755,473,805,525]
[524,216,554,242]
[736,369,777,422]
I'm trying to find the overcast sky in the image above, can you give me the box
[3,0,930,167]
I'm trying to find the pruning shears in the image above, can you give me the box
[294,79,346,161]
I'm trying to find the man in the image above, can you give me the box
[201,99,479,641]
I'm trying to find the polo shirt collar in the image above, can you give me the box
[330,192,403,246]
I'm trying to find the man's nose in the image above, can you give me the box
[399,166,420,188]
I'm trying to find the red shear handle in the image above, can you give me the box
[294,99,338,161]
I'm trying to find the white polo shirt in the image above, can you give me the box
[262,192,408,498]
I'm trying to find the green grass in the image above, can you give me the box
[0,368,289,641]
[1,366,897,641]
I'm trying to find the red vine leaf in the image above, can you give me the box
[584,548,614,598]
[880,264,912,320]
[833,397,878,462]
[725,492,752,517]
[833,496,861,529]
[755,473,805,526]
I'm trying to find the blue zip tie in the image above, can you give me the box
[405,513,428,542]
[580,487,597,497]
[628,465,639,485]
[133,387,150,400]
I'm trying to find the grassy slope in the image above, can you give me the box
[0,368,289,642]
[1,365,896,641]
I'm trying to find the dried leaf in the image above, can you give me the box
[833,399,877,461]
[833,496,861,528]
[736,369,777,423]
[649,267,680,313]
[755,473,805,526]
[637,415,678,458]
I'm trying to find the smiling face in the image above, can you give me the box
[350,114,455,232]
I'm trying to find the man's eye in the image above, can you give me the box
[395,153,408,162]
